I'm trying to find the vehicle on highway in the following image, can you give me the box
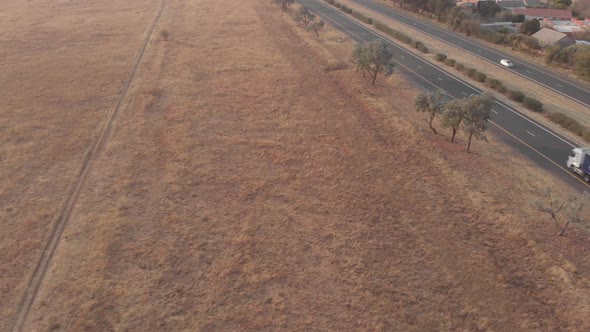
[567,147,590,182]
[500,59,514,68]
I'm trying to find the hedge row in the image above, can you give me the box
[351,11,373,24]
[547,113,586,137]
[374,22,412,44]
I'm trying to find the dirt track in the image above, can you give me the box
[2,0,590,330]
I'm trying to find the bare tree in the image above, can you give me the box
[531,188,589,236]
[415,90,446,134]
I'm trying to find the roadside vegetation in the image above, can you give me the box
[384,0,590,83]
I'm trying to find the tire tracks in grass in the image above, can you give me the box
[12,1,167,330]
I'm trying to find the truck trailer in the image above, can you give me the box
[567,147,590,182]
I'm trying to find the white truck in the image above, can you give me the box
[567,147,590,182]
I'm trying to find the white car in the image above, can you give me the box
[500,59,514,68]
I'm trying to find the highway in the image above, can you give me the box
[299,0,590,192]
[349,0,590,108]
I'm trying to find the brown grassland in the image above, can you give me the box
[1,0,590,331]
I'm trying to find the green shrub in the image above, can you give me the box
[335,2,341,8]
[374,22,411,44]
[455,63,464,71]
[435,53,447,61]
[327,0,334,3]
[418,44,428,53]
[547,112,585,136]
[485,78,501,89]
[508,90,525,102]
[465,68,476,77]
[474,72,487,82]
[340,4,348,11]
[523,97,543,112]
[444,58,456,66]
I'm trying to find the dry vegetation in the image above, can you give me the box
[1,0,590,330]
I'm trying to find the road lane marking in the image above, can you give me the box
[526,130,535,137]
[556,83,564,87]
[491,109,498,114]
[461,91,468,96]
[307,0,578,149]
[525,70,532,73]
[346,0,590,108]
[438,77,443,81]
[417,65,423,69]
[401,55,405,59]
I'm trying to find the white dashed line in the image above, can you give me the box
[526,130,536,137]
[476,49,482,53]
[525,70,532,73]
[461,92,468,96]
[401,55,405,59]
[491,109,498,114]
[417,65,423,69]
[556,83,564,87]
[438,77,443,81]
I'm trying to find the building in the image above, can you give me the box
[512,8,572,20]
[532,28,576,47]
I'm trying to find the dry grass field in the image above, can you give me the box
[1,0,590,331]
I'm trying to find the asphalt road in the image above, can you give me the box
[349,0,590,108]
[299,0,590,192]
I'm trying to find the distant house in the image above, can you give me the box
[532,28,576,47]
[513,8,572,20]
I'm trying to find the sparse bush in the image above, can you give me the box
[465,67,476,77]
[435,53,447,61]
[417,44,428,53]
[508,90,525,102]
[495,84,508,94]
[444,58,456,66]
[547,112,585,136]
[324,61,348,72]
[327,0,334,3]
[530,187,588,236]
[584,130,590,143]
[160,29,169,41]
[474,72,487,82]
[523,97,543,112]
[485,78,501,89]
[455,63,464,71]
[335,2,341,8]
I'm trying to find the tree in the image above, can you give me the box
[509,34,541,53]
[531,188,588,236]
[446,6,466,30]
[544,45,562,64]
[307,19,325,37]
[520,19,540,35]
[477,1,501,20]
[273,0,295,10]
[573,0,590,18]
[574,46,590,81]
[350,40,394,85]
[294,6,315,27]
[461,94,494,152]
[414,90,446,134]
[460,19,481,37]
[441,99,465,142]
